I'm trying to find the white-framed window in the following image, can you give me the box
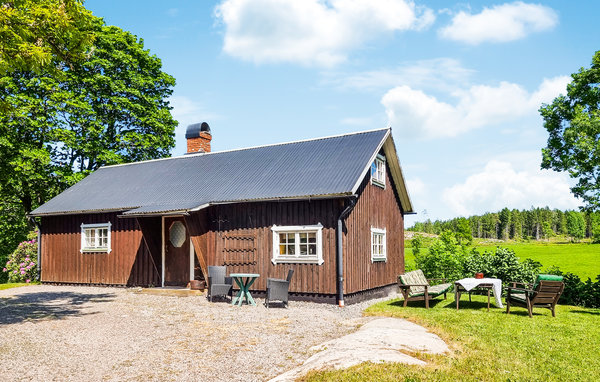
[371,227,387,262]
[370,154,386,188]
[271,224,324,265]
[80,222,112,253]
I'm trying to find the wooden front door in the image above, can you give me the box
[164,216,190,286]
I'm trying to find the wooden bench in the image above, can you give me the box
[398,270,452,308]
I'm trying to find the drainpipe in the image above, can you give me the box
[336,195,357,308]
[28,217,42,282]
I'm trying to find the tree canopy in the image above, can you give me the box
[1,19,177,214]
[0,0,95,74]
[540,50,600,211]
[0,16,177,268]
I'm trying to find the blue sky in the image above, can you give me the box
[85,0,599,225]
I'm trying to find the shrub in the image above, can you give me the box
[464,247,542,284]
[410,234,423,257]
[415,231,470,281]
[544,266,600,308]
[3,232,38,283]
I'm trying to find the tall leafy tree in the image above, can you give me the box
[498,207,511,240]
[566,210,586,240]
[540,50,600,211]
[0,0,95,74]
[0,18,177,261]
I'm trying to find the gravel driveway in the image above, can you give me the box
[0,285,386,381]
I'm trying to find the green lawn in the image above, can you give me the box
[304,296,600,381]
[0,282,34,290]
[406,242,600,280]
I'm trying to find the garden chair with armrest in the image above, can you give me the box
[207,265,233,302]
[265,269,294,308]
[397,269,453,308]
[505,274,564,318]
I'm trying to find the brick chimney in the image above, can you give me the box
[186,122,212,154]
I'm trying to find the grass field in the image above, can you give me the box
[406,240,600,280]
[0,282,32,290]
[304,296,600,381]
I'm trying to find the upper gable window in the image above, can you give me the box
[371,155,386,188]
[81,222,112,253]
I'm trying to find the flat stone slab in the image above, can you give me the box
[270,317,449,382]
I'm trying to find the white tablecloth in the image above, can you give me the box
[456,278,503,308]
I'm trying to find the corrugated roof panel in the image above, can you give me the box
[30,129,391,216]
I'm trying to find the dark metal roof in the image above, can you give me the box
[30,128,412,216]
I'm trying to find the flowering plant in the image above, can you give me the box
[3,232,38,283]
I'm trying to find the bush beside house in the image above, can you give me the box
[2,232,37,283]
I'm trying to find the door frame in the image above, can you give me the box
[161,215,195,287]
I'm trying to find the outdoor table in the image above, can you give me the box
[230,273,260,306]
[455,278,504,311]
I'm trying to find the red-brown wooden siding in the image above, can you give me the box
[187,199,342,295]
[40,213,159,286]
[344,165,405,294]
[188,168,405,295]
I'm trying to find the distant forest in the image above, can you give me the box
[407,207,600,241]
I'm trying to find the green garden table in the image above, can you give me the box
[230,273,260,306]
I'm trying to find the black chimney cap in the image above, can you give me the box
[185,122,211,138]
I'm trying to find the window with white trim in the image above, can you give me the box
[271,224,324,264]
[371,227,386,262]
[370,155,386,187]
[81,222,112,253]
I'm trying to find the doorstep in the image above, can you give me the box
[132,286,206,297]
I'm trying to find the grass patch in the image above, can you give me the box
[0,282,36,290]
[303,296,600,381]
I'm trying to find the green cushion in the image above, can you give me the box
[428,283,452,297]
[534,274,563,289]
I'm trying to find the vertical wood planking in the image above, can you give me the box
[344,164,405,294]
[40,212,157,286]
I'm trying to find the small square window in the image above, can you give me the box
[81,222,112,253]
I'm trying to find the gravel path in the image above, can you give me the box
[0,285,392,381]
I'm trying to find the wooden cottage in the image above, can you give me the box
[29,125,414,305]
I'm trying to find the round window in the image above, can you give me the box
[169,221,186,248]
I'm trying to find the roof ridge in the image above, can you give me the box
[101,127,390,169]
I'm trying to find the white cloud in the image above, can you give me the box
[169,96,220,155]
[439,2,558,45]
[215,0,435,67]
[324,58,474,92]
[442,160,579,217]
[531,76,571,106]
[381,76,570,139]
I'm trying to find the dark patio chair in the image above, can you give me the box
[505,274,564,318]
[265,269,294,308]
[397,269,452,308]
[207,265,233,302]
